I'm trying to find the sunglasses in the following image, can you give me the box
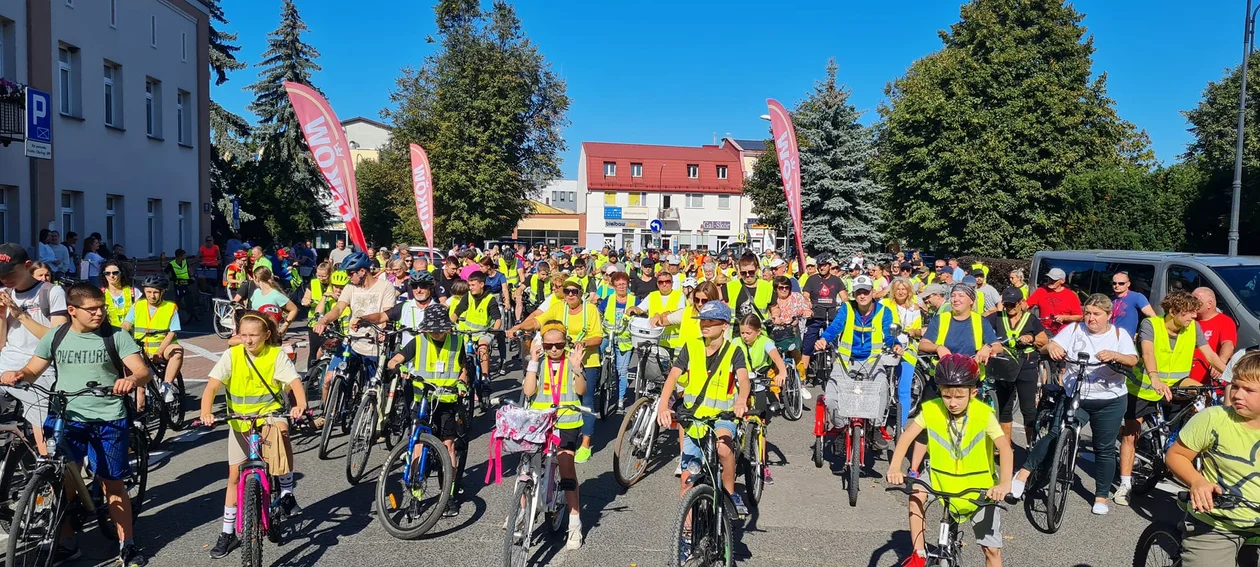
[693,297,709,306]
[542,342,566,350]
[71,304,106,314]
[740,270,758,276]
[657,279,672,284]
[411,282,432,289]
[1112,281,1129,286]
[104,270,121,276]
[563,288,582,295]
[776,285,790,290]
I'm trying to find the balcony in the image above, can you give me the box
[0,80,24,147]
[659,207,680,221]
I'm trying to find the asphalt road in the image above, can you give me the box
[50,321,1181,567]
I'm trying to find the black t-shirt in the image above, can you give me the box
[802,274,843,321]
[433,271,457,300]
[671,342,747,376]
[630,276,658,300]
[985,311,1046,355]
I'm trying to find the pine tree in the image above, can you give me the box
[796,59,885,257]
[244,0,329,242]
[205,0,250,239]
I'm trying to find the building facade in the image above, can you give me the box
[0,0,211,257]
[579,141,755,253]
[341,116,390,163]
[513,200,584,247]
[543,178,578,212]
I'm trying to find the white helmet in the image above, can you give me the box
[682,277,698,289]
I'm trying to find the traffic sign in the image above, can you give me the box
[604,207,622,220]
[649,219,663,233]
[24,88,52,159]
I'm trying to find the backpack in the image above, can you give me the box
[48,322,124,379]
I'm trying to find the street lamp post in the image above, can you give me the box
[1229,0,1260,256]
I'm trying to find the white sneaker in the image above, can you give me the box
[565,527,583,550]
[161,382,176,404]
[1114,485,1131,506]
[674,459,683,477]
[1092,501,1110,515]
[801,386,813,400]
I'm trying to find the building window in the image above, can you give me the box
[687,164,699,179]
[58,45,79,116]
[61,191,83,235]
[150,16,157,47]
[603,162,616,177]
[568,191,575,202]
[147,199,161,256]
[686,193,704,208]
[629,192,646,207]
[105,195,121,245]
[716,165,728,180]
[110,0,117,27]
[718,195,731,210]
[604,192,615,206]
[181,32,187,62]
[103,63,122,127]
[145,79,162,138]
[631,163,643,177]
[0,19,7,80]
[178,202,191,250]
[176,90,191,144]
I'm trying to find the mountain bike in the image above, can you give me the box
[596,320,630,421]
[1128,385,1223,497]
[318,341,370,460]
[670,411,741,567]
[886,477,1007,567]
[374,380,455,540]
[1132,491,1260,567]
[613,365,669,489]
[345,325,410,485]
[0,414,37,534]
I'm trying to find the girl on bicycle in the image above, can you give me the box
[102,259,141,329]
[233,266,298,336]
[199,311,309,559]
[521,322,587,550]
[738,314,787,484]
[883,277,923,428]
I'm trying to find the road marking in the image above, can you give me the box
[182,341,222,363]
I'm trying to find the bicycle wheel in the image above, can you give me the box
[1044,426,1077,534]
[375,434,452,540]
[847,424,862,507]
[165,374,188,431]
[1131,522,1181,567]
[319,375,346,460]
[671,484,733,567]
[503,479,535,567]
[1029,403,1056,448]
[781,366,804,422]
[241,474,264,567]
[1131,421,1166,497]
[743,421,764,507]
[304,359,330,403]
[614,397,655,488]
[6,466,63,567]
[545,465,567,535]
[0,442,36,534]
[142,382,167,447]
[212,304,234,339]
[381,394,408,451]
[345,393,379,485]
[597,358,616,421]
[126,427,149,515]
[813,436,824,468]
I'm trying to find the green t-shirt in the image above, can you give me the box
[35,326,140,422]
[1178,405,1260,533]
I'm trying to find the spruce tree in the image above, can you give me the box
[205,0,250,239]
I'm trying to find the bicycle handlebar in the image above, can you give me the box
[1176,491,1259,510]
[885,477,1007,510]
[191,409,314,429]
[496,397,594,416]
[14,381,118,399]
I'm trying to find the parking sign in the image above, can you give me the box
[25,88,52,159]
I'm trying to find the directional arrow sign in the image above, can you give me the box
[649,219,663,233]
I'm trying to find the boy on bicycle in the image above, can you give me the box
[121,275,183,405]
[886,354,1013,567]
[1165,350,1260,567]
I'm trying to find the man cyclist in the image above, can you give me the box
[358,271,438,374]
[121,275,184,405]
[801,255,845,382]
[313,252,398,416]
[449,270,503,380]
[723,253,773,324]
[164,248,195,308]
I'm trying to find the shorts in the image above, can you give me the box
[680,420,736,470]
[45,417,131,481]
[802,320,827,356]
[774,335,801,354]
[328,352,379,383]
[227,417,288,466]
[1126,395,1158,420]
[431,401,469,442]
[556,427,581,452]
[969,505,1003,548]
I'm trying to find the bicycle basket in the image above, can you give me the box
[827,369,891,421]
[486,405,557,484]
[629,317,663,349]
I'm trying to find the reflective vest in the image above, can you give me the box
[573,275,593,294]
[973,289,986,314]
[308,279,327,318]
[254,257,273,273]
[412,334,463,403]
[451,292,494,332]
[682,340,738,437]
[647,290,685,349]
[499,257,519,285]
[799,272,811,289]
[559,302,601,367]
[835,302,891,368]
[999,312,1035,355]
[726,279,773,321]
[396,301,432,371]
[882,299,923,365]
[970,262,989,278]
[133,301,178,355]
[602,293,635,352]
[103,286,134,328]
[1018,284,1029,300]
[1128,317,1196,401]
[224,345,286,433]
[922,398,996,518]
[679,305,701,345]
[741,334,775,375]
[933,312,986,380]
[532,357,581,429]
[526,274,547,304]
[169,260,190,281]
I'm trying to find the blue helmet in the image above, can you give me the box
[339,251,374,273]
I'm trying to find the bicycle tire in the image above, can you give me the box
[545,464,567,535]
[1029,404,1056,448]
[503,479,534,567]
[1044,426,1077,534]
[381,391,408,451]
[848,424,862,507]
[304,359,330,404]
[781,366,804,422]
[374,435,452,540]
[0,442,36,534]
[813,436,824,468]
[241,474,264,567]
[127,427,149,515]
[613,397,654,488]
[1131,421,1166,497]
[345,393,378,485]
[212,306,234,339]
[670,484,733,567]
[597,358,616,421]
[1131,521,1181,567]
[5,465,63,567]
[341,378,361,437]
[165,374,188,431]
[142,381,167,447]
[318,375,346,460]
[743,421,764,507]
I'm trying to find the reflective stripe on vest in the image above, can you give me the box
[413,334,462,402]
[683,340,738,437]
[104,286,134,328]
[454,293,494,331]
[649,290,684,348]
[530,358,582,428]
[1000,312,1035,354]
[935,312,985,379]
[133,301,177,354]
[602,293,635,351]
[922,398,996,518]
[742,334,774,374]
[837,302,889,367]
[1129,317,1196,401]
[225,345,285,433]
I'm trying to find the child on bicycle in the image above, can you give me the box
[1165,350,1260,567]
[521,322,587,550]
[199,311,309,559]
[737,314,787,483]
[121,275,184,407]
[886,353,1013,567]
[386,303,469,518]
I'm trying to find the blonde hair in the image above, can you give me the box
[1231,351,1260,385]
[252,266,274,284]
[889,278,914,305]
[1083,293,1113,313]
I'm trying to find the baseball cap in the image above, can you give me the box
[668,256,682,265]
[697,300,733,322]
[918,283,949,299]
[0,244,30,276]
[971,269,985,278]
[1001,286,1023,305]
[805,257,818,267]
[769,258,786,269]
[852,275,874,293]
[962,275,977,287]
[1046,268,1067,282]
[899,262,913,272]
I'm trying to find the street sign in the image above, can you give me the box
[24,88,52,159]
[604,206,622,220]
[737,232,747,243]
[649,219,663,233]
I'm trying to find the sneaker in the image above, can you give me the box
[763,467,775,485]
[730,493,749,516]
[565,527,583,551]
[674,459,683,477]
[278,493,302,518]
[899,551,927,567]
[160,382,176,404]
[52,546,81,565]
[574,446,592,464]
[1114,484,1131,506]
[208,532,239,559]
[442,499,461,518]
[120,544,149,567]
[1092,501,1110,515]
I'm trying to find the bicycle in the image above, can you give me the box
[454,328,500,416]
[0,407,39,534]
[813,351,898,507]
[137,355,188,447]
[374,379,455,540]
[738,374,773,508]
[1133,491,1260,567]
[345,325,410,485]
[318,335,370,460]
[502,400,593,567]
[613,361,669,488]
[595,319,631,421]
[173,278,202,324]
[212,299,245,340]
[885,477,1007,567]
[1128,385,1224,497]
[669,411,741,567]
[6,382,149,567]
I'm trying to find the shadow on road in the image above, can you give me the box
[867,529,913,567]
[267,481,377,567]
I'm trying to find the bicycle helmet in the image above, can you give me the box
[339,251,374,273]
[139,274,169,290]
[934,353,980,387]
[258,304,284,325]
[681,277,698,289]
[234,250,248,260]
[418,304,454,333]
[329,270,349,286]
[409,270,435,287]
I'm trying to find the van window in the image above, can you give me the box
[1209,265,1260,319]
[1097,262,1155,300]
[1036,258,1096,302]
[1166,264,1234,320]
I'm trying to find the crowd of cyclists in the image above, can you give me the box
[0,235,1255,567]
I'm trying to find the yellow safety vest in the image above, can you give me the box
[933,312,985,380]
[412,334,463,403]
[970,262,989,278]
[999,312,1035,355]
[1128,317,1197,402]
[451,292,494,332]
[835,302,891,368]
[679,305,701,345]
[725,279,773,321]
[922,398,996,518]
[308,279,327,318]
[526,274,547,304]
[103,286,134,328]
[531,357,581,429]
[559,302,601,367]
[647,290,685,349]
[169,260,190,281]
[682,340,738,437]
[224,345,286,433]
[973,290,985,314]
[602,293,635,352]
[499,257,519,285]
[133,301,178,355]
[741,334,774,375]
[1018,284,1029,300]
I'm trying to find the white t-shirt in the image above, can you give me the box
[338,276,399,357]
[208,348,301,387]
[1051,322,1137,400]
[1219,348,1253,384]
[0,282,68,371]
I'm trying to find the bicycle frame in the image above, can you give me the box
[236,419,276,535]
[400,383,455,486]
[887,478,1003,565]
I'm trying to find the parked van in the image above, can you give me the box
[1030,250,1260,349]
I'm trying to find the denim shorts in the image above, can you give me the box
[45,417,131,481]
[680,420,737,470]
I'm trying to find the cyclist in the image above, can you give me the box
[768,274,811,370]
[1,283,153,566]
[884,277,924,427]
[223,250,250,298]
[102,259,140,329]
[813,275,900,443]
[1117,290,1226,505]
[569,259,599,303]
[122,275,184,405]
[599,271,635,410]
[1165,350,1260,567]
[521,321,588,550]
[1008,269,1028,300]
[918,285,1001,365]
[199,310,309,559]
[723,253,773,324]
[1022,267,1081,337]
[449,270,503,379]
[301,262,333,370]
[164,248,194,304]
[387,303,468,517]
[738,314,787,484]
[801,254,845,382]
[233,266,298,335]
[627,269,685,352]
[313,252,399,414]
[656,300,750,516]
[986,287,1048,444]
[198,236,222,295]
[886,354,1012,567]
[358,270,439,371]
[0,244,69,456]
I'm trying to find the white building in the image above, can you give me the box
[543,179,578,212]
[578,141,756,253]
[0,0,211,256]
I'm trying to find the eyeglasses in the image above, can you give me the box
[71,304,106,314]
[657,279,672,285]
[542,342,566,350]
[563,288,581,296]
[776,285,791,290]
[103,270,121,276]
[740,270,758,276]
[1112,281,1129,286]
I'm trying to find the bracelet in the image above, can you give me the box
[526,360,540,373]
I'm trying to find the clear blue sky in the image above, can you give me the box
[213,0,1246,178]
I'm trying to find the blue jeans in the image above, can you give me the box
[329,351,379,384]
[601,339,633,403]
[580,366,600,438]
[897,360,915,427]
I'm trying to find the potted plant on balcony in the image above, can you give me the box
[0,79,23,106]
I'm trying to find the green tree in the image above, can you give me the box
[1059,164,1199,251]
[741,135,792,235]
[382,0,570,244]
[796,59,885,256]
[205,0,251,240]
[875,0,1149,258]
[355,150,421,248]
[243,0,329,242]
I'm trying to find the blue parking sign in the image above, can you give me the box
[25,88,52,159]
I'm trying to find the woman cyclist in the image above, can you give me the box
[233,266,298,336]
[883,277,924,427]
[768,275,810,367]
[102,260,141,329]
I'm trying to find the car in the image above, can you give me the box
[406,246,448,263]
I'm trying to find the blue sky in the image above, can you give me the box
[213,0,1246,178]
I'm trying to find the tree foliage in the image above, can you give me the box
[875,0,1150,258]
[205,0,251,241]
[380,0,570,244]
[1059,164,1200,252]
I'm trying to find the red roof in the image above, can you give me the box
[583,142,744,195]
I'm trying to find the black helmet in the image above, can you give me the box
[339,251,374,273]
[935,353,980,387]
[409,270,435,287]
[139,274,169,291]
[418,304,454,333]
